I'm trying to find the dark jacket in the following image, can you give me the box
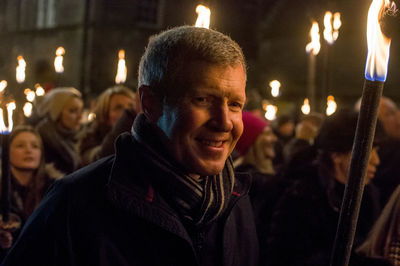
[266,165,381,266]
[2,133,258,266]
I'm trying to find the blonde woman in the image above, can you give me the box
[79,85,135,166]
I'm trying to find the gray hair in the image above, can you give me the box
[138,25,246,97]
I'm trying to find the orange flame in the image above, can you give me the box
[115,50,127,84]
[306,21,321,55]
[54,46,65,73]
[16,56,26,83]
[365,0,397,81]
[195,5,211,29]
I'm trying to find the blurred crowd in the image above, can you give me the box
[1,73,400,265]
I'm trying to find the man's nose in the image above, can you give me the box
[209,104,233,132]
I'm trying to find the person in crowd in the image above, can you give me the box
[0,126,56,258]
[234,111,287,266]
[271,113,295,168]
[281,112,325,183]
[1,26,259,266]
[235,111,277,175]
[283,112,324,162]
[79,85,135,166]
[35,87,83,177]
[370,96,400,206]
[356,185,400,265]
[266,109,382,266]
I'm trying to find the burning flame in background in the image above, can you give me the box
[306,21,321,55]
[269,80,281,97]
[54,46,65,73]
[324,11,342,44]
[365,0,397,82]
[326,95,337,116]
[195,5,211,29]
[0,101,16,133]
[16,56,26,84]
[115,50,127,84]
[301,98,311,115]
[0,81,7,92]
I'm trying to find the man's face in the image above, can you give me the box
[378,98,400,139]
[157,62,246,178]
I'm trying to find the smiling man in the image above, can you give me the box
[1,26,258,266]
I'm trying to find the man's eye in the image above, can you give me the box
[230,102,243,109]
[194,97,209,105]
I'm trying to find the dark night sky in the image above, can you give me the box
[213,0,400,111]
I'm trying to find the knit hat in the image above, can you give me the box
[315,109,385,153]
[37,87,82,121]
[235,111,269,156]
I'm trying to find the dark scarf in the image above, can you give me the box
[37,118,80,172]
[132,114,235,227]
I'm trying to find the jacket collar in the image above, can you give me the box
[107,132,252,241]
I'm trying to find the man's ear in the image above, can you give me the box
[138,85,163,123]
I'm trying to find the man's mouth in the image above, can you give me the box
[199,139,224,148]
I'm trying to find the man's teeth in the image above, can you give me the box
[201,140,223,147]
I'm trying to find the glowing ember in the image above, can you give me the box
[16,56,26,84]
[23,102,33,117]
[35,84,45,96]
[195,4,211,29]
[305,21,321,55]
[0,81,7,92]
[365,0,397,82]
[54,46,65,73]
[301,98,311,115]
[115,50,127,84]
[269,80,281,97]
[265,104,277,121]
[326,95,337,116]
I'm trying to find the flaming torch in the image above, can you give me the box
[301,98,311,115]
[269,80,281,97]
[323,11,341,112]
[195,4,211,29]
[305,21,320,111]
[330,1,397,266]
[326,95,337,116]
[54,46,65,74]
[115,50,127,84]
[0,101,15,224]
[16,56,26,84]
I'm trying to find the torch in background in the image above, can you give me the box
[323,11,341,112]
[269,80,281,98]
[326,95,337,116]
[330,1,397,266]
[54,46,65,86]
[115,50,127,84]
[0,100,21,232]
[301,98,311,115]
[195,4,211,29]
[305,21,321,112]
[16,56,26,84]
